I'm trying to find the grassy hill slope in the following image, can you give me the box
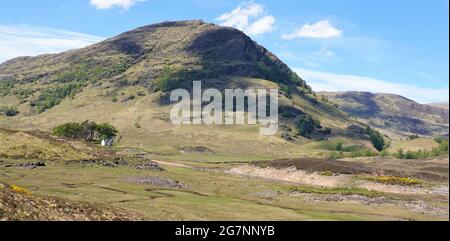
[0,20,359,156]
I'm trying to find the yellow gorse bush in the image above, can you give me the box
[320,170,333,176]
[368,176,421,186]
[10,185,32,195]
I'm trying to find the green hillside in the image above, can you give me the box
[0,20,359,156]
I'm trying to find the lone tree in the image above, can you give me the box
[366,126,385,151]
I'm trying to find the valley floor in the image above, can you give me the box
[0,152,448,221]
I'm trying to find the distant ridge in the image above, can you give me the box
[428,102,449,110]
[321,91,449,138]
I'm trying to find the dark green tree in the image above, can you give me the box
[53,121,118,143]
[296,115,321,138]
[53,122,84,139]
[336,142,343,151]
[96,123,118,140]
[366,126,385,151]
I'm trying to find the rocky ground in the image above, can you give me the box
[0,182,146,221]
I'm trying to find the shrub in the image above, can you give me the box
[288,72,303,86]
[112,96,118,102]
[31,82,82,113]
[296,115,321,138]
[404,151,420,159]
[329,151,345,160]
[349,149,378,158]
[439,140,449,152]
[154,66,191,92]
[13,88,34,101]
[10,185,32,195]
[434,137,447,144]
[380,150,389,157]
[0,106,19,117]
[394,149,404,159]
[393,141,448,160]
[279,84,291,97]
[335,142,343,151]
[56,59,132,84]
[366,176,421,186]
[0,80,14,97]
[320,171,333,176]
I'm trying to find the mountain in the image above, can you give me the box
[0,20,305,91]
[0,20,361,157]
[321,91,449,138]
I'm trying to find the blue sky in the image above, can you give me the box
[0,0,448,103]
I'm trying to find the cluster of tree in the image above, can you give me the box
[53,121,118,143]
[56,59,133,85]
[0,80,14,97]
[0,106,19,117]
[153,66,220,92]
[26,59,134,113]
[13,88,34,103]
[154,66,191,92]
[31,82,82,113]
[366,126,385,151]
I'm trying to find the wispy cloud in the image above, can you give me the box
[282,20,342,40]
[216,2,276,36]
[89,0,146,10]
[295,68,449,104]
[0,24,104,64]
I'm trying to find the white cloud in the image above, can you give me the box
[295,68,449,104]
[89,0,145,10]
[282,20,343,39]
[0,25,104,64]
[245,15,276,35]
[216,2,275,36]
